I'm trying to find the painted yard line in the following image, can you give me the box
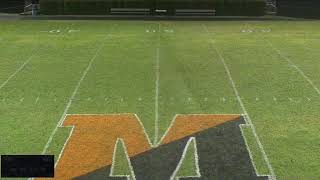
[202,24,276,180]
[41,35,109,155]
[239,124,271,178]
[0,51,34,90]
[154,23,161,145]
[0,24,73,91]
[265,39,320,96]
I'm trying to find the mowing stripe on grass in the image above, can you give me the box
[265,39,320,96]
[41,34,110,155]
[202,24,276,180]
[154,23,161,145]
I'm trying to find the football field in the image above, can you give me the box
[0,19,320,179]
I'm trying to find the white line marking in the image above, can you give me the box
[41,35,109,155]
[154,23,161,145]
[110,138,137,180]
[239,124,259,176]
[53,112,243,178]
[203,24,276,180]
[239,124,271,178]
[170,137,201,180]
[35,96,39,103]
[52,113,152,172]
[0,54,34,90]
[265,39,320,96]
[1,24,73,93]
[54,126,74,168]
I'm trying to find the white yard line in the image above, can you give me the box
[154,23,161,145]
[0,24,73,91]
[41,35,109,155]
[0,52,34,90]
[202,24,276,180]
[265,39,320,96]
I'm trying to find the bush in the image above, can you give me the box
[216,0,266,16]
[39,0,266,16]
[39,0,64,15]
[64,0,110,15]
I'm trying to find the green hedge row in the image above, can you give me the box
[216,0,266,16]
[39,0,64,15]
[40,0,266,16]
[64,0,111,15]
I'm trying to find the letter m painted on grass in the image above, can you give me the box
[37,114,268,180]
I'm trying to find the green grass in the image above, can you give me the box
[0,19,320,179]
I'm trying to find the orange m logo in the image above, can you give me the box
[38,114,267,180]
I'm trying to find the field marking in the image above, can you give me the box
[1,24,73,92]
[202,24,276,180]
[41,34,109,155]
[265,39,320,96]
[53,113,226,175]
[54,126,74,168]
[110,138,137,180]
[154,23,161,145]
[0,53,34,90]
[171,137,201,180]
[239,124,259,176]
[55,113,232,179]
[35,96,39,103]
[51,113,152,173]
[55,113,220,179]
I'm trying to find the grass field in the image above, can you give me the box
[0,19,320,179]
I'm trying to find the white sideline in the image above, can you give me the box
[202,24,276,180]
[265,39,320,96]
[154,23,161,145]
[41,34,109,155]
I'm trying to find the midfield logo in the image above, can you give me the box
[37,114,268,180]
